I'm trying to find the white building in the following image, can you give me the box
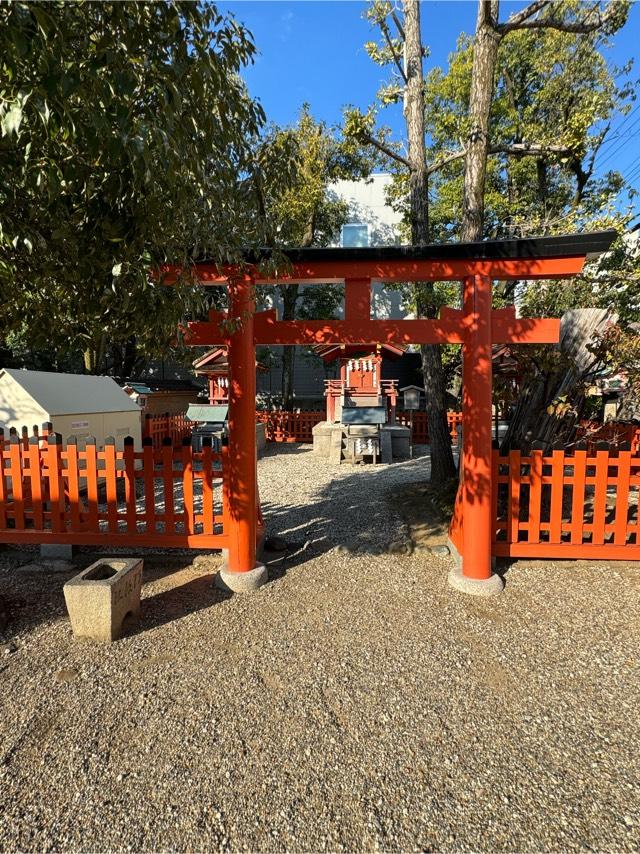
[256,174,414,402]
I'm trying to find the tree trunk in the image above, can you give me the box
[404,0,457,482]
[281,284,299,408]
[461,0,501,243]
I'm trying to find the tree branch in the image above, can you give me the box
[498,0,619,35]
[489,142,574,157]
[426,148,466,174]
[361,133,411,169]
[380,19,408,84]
[390,9,405,41]
[498,0,550,32]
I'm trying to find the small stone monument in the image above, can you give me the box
[63,557,143,642]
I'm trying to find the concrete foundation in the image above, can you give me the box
[63,557,143,642]
[447,564,504,596]
[312,421,410,463]
[41,543,74,560]
[215,562,268,593]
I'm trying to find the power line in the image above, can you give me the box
[595,114,640,170]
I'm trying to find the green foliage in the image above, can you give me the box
[0,1,267,372]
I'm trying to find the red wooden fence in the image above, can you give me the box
[143,413,192,447]
[576,420,640,454]
[144,410,465,446]
[255,410,325,443]
[493,448,640,559]
[0,432,227,550]
[451,448,640,561]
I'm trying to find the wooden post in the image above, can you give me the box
[460,273,498,585]
[225,275,258,573]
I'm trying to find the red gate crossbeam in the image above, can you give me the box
[185,306,560,348]
[160,255,586,284]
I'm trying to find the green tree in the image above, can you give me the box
[0,1,267,375]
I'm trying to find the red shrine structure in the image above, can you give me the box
[193,347,267,405]
[315,343,402,424]
[311,342,409,464]
[162,230,616,596]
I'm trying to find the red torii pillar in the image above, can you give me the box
[450,274,504,594]
[217,275,267,593]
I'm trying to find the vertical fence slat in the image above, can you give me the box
[27,436,44,530]
[202,439,214,535]
[123,437,137,534]
[66,437,81,531]
[47,434,64,533]
[162,438,175,535]
[85,437,99,532]
[143,438,156,535]
[613,450,631,546]
[104,438,118,533]
[528,450,543,545]
[182,437,194,536]
[491,450,499,543]
[549,451,564,544]
[508,450,521,543]
[592,450,609,546]
[9,436,25,531]
[0,430,7,529]
[571,450,587,545]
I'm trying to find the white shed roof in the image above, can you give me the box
[0,369,140,416]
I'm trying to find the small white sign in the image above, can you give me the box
[71,420,89,429]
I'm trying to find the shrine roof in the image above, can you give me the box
[240,230,616,265]
[312,343,405,362]
[193,347,268,373]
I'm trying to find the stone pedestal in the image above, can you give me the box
[312,421,411,463]
[63,558,143,642]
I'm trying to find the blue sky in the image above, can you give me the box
[224,0,640,208]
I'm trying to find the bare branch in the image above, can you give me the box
[380,19,408,84]
[489,142,574,157]
[390,8,405,40]
[361,133,411,169]
[498,0,619,35]
[499,0,550,32]
[426,148,466,175]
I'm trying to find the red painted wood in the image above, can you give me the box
[613,451,631,546]
[9,437,25,531]
[182,440,195,536]
[123,440,137,535]
[508,450,522,544]
[161,254,586,285]
[66,438,81,531]
[85,439,99,532]
[528,451,543,545]
[571,452,587,545]
[592,450,609,545]
[162,441,175,535]
[549,451,564,544]
[202,443,214,536]
[143,441,156,535]
[104,441,118,533]
[27,437,43,530]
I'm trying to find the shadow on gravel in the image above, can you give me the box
[261,446,436,571]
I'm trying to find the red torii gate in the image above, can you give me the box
[162,230,615,595]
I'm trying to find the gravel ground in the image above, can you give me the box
[0,443,639,852]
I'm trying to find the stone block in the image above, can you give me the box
[256,422,267,457]
[63,557,143,643]
[40,543,74,560]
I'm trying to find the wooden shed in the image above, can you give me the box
[0,368,142,449]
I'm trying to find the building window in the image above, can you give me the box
[341,223,369,248]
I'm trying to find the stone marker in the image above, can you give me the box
[63,557,143,643]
